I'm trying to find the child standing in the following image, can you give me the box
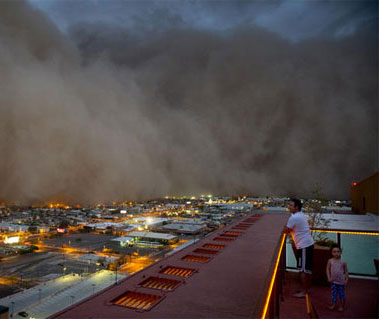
[326,244,349,311]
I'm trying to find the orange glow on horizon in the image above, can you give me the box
[48,202,71,209]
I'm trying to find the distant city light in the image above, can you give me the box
[120,210,127,214]
[4,236,19,244]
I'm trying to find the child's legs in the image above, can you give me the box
[336,285,346,304]
[331,283,338,304]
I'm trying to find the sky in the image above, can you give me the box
[0,0,377,204]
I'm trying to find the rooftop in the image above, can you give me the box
[51,212,289,318]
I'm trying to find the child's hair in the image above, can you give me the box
[330,243,342,252]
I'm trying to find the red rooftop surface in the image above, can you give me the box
[281,271,378,318]
[50,212,289,318]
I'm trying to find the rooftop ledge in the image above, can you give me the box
[50,211,289,319]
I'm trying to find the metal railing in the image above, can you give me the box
[262,229,378,318]
[286,229,379,277]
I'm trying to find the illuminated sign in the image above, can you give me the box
[57,228,66,233]
[4,236,20,244]
[120,210,127,214]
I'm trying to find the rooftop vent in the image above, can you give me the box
[224,231,243,235]
[244,215,262,223]
[213,237,235,242]
[112,291,162,311]
[193,248,218,255]
[232,226,248,230]
[234,223,252,228]
[202,243,226,250]
[139,276,181,291]
[220,234,238,238]
[182,255,211,263]
[159,266,197,278]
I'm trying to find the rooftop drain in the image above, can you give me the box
[193,248,218,255]
[139,276,181,291]
[213,237,235,242]
[224,231,243,235]
[112,291,162,311]
[159,266,197,278]
[182,255,211,263]
[202,244,226,250]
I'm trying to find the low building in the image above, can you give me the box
[351,172,378,214]
[160,223,206,234]
[84,222,124,231]
[123,231,177,244]
[77,254,118,266]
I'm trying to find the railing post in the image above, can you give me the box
[337,232,341,247]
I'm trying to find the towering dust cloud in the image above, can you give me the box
[0,1,377,204]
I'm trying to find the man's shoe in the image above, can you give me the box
[292,291,306,298]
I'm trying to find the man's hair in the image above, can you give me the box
[290,198,302,211]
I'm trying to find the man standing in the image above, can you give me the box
[283,198,314,298]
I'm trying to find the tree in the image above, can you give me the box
[97,257,106,267]
[28,226,38,234]
[59,219,70,229]
[305,187,332,245]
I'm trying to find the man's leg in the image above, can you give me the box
[300,272,312,293]
[293,245,313,298]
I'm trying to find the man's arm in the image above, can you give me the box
[283,226,293,234]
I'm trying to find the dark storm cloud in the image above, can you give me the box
[0,0,377,204]
[28,0,276,33]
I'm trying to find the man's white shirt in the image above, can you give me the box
[287,211,314,249]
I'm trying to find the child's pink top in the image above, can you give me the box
[330,258,346,285]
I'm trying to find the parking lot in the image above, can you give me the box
[42,233,116,252]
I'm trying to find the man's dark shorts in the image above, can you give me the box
[296,244,314,274]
